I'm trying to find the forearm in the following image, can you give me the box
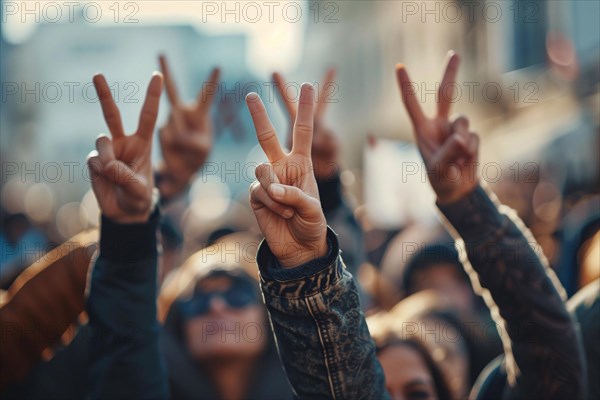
[438,184,585,399]
[258,228,387,400]
[86,211,168,399]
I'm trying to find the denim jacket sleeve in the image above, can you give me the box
[86,210,168,400]
[438,184,585,400]
[257,227,388,400]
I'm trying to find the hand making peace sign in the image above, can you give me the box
[157,55,220,199]
[87,73,163,223]
[273,69,340,180]
[396,52,480,204]
[247,84,328,268]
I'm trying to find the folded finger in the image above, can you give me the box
[86,150,102,177]
[95,135,116,165]
[249,181,294,219]
[434,133,470,167]
[467,132,479,160]
[450,115,470,142]
[255,162,280,192]
[268,183,321,217]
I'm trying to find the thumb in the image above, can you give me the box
[269,184,321,218]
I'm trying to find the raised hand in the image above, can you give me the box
[87,73,163,223]
[273,69,340,180]
[157,55,220,199]
[247,83,327,268]
[396,52,480,204]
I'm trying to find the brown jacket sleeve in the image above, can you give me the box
[0,229,98,388]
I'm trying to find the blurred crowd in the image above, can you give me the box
[1,17,599,400]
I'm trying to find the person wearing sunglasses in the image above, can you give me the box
[158,234,294,400]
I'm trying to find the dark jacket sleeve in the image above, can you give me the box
[257,227,388,400]
[438,184,585,400]
[318,175,365,280]
[86,211,168,400]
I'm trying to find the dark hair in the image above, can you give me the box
[402,243,468,295]
[3,212,28,226]
[377,338,453,400]
[206,227,238,246]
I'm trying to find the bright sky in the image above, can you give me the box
[2,0,305,75]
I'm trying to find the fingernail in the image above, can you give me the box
[283,209,294,219]
[299,83,315,104]
[270,184,284,198]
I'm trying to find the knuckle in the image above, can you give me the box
[141,109,157,123]
[255,164,268,179]
[256,163,275,182]
[295,123,312,134]
[258,128,277,142]
[454,114,469,126]
[288,185,302,200]
[95,135,110,147]
[87,157,101,173]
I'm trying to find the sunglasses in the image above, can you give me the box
[179,277,260,318]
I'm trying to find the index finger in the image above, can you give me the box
[159,54,180,106]
[93,74,126,138]
[395,64,427,127]
[197,67,221,115]
[137,72,164,140]
[315,68,336,119]
[272,72,297,120]
[437,52,460,120]
[246,92,285,162]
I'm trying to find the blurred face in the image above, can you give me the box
[182,275,267,361]
[378,344,438,400]
[420,317,469,399]
[579,231,600,288]
[411,264,473,314]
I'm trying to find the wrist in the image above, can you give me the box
[100,206,160,263]
[257,227,340,286]
[105,189,160,224]
[279,234,328,269]
[112,212,152,224]
[436,181,479,205]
